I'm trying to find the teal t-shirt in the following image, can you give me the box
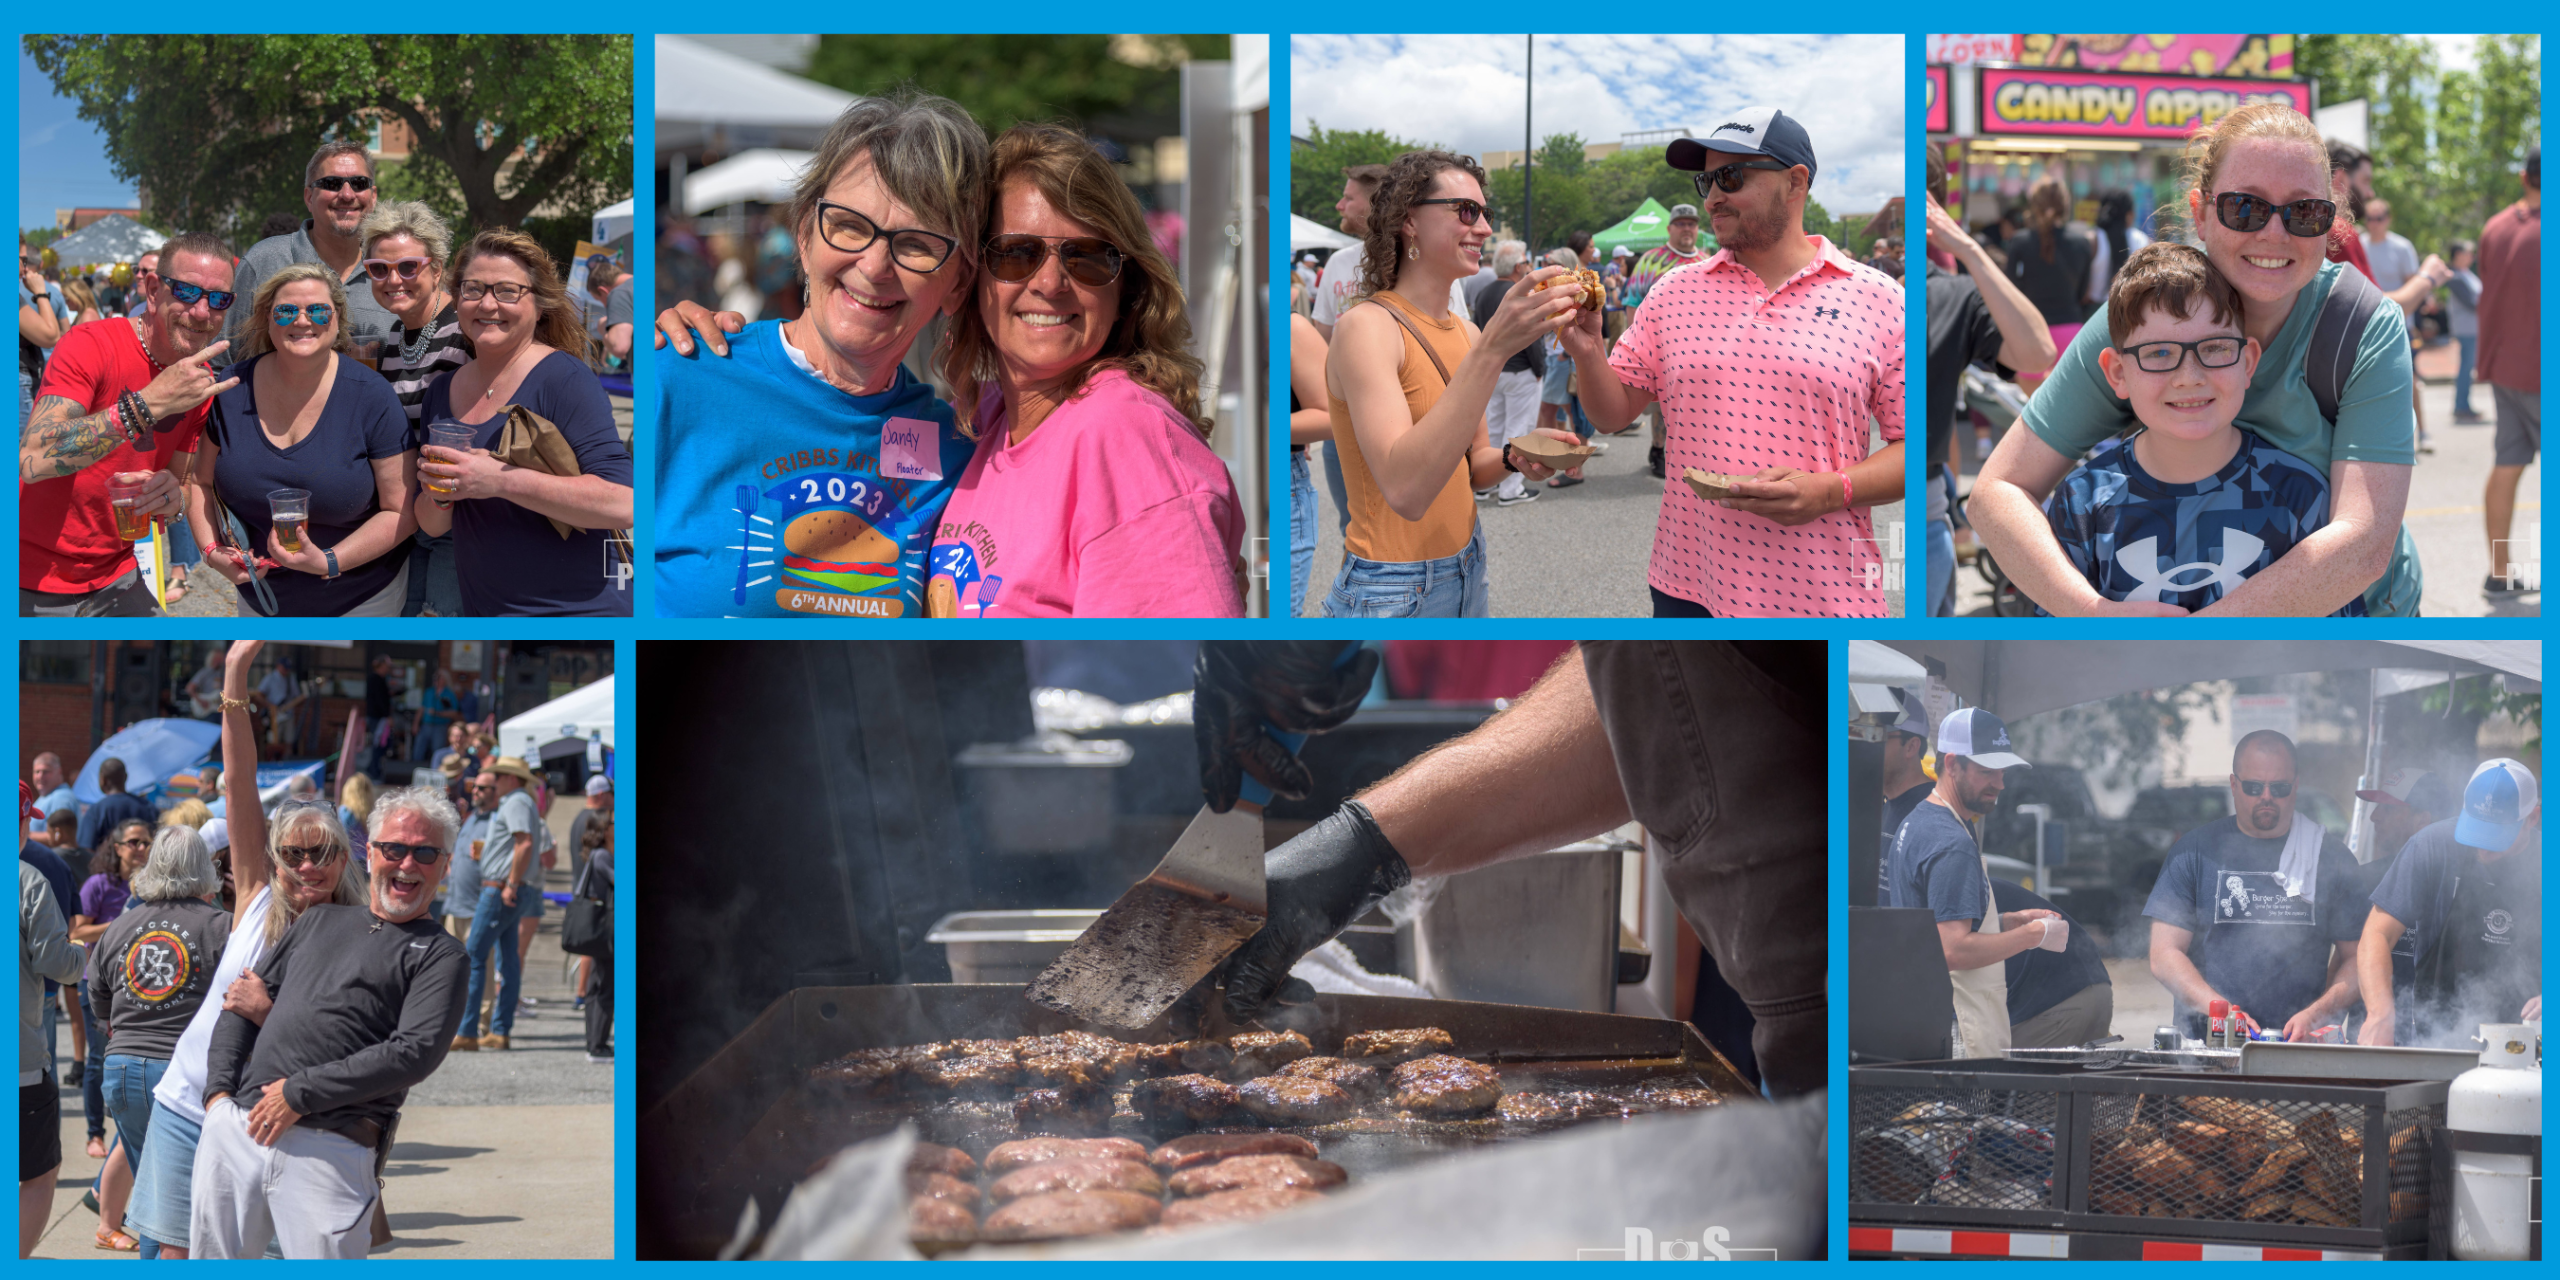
[654,321,974,618]
[2021,259,2422,615]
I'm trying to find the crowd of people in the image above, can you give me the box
[1286,108,1906,617]
[18,141,637,618]
[1928,100,2539,616]
[17,641,615,1258]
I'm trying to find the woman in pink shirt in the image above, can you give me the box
[924,123,1242,617]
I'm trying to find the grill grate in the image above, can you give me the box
[1851,1085,2057,1211]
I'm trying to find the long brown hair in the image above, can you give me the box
[2026,176,2070,263]
[1358,149,1489,297]
[450,229,587,356]
[938,122,1208,438]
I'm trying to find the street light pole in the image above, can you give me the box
[1524,35,1533,249]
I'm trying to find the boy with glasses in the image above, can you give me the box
[2036,243,2363,615]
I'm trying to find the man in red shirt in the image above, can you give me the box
[18,232,239,615]
[2476,148,2540,597]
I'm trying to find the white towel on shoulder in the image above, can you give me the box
[2277,811,2324,902]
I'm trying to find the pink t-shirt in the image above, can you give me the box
[1609,235,1906,617]
[928,369,1244,618]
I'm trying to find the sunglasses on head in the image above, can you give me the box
[371,840,445,866]
[2214,192,2337,238]
[311,174,375,194]
[1694,159,1791,198]
[271,303,334,326]
[276,843,342,868]
[2115,336,2246,374]
[1411,197,1485,227]
[984,233,1127,287]
[363,256,432,282]
[2238,779,2295,798]
[163,279,237,311]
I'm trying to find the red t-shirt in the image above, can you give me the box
[22,320,209,593]
[2326,224,2374,280]
[2474,199,2539,394]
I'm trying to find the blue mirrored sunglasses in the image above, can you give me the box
[272,303,334,326]
[163,279,237,311]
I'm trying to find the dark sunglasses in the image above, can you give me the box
[371,840,446,866]
[271,303,334,326]
[814,201,958,273]
[311,174,375,194]
[1694,159,1790,198]
[2214,192,2337,238]
[163,279,237,311]
[1412,197,1485,227]
[363,256,432,282]
[2115,336,2246,374]
[2237,779,2295,798]
[984,233,1127,287]
[116,837,149,848]
[276,843,343,868]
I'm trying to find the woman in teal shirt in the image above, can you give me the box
[1970,103,2419,616]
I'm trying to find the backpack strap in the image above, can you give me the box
[1356,295,1456,388]
[2304,264,2386,426]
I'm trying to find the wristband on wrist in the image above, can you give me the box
[1838,472,1853,511]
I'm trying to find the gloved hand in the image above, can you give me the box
[1194,640,1379,813]
[1220,800,1411,1023]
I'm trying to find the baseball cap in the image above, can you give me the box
[1668,203,1701,222]
[585,775,613,796]
[2355,767,2455,816]
[1666,108,1818,183]
[1890,689,1930,740]
[2456,758,2539,851]
[1937,707,2030,771]
[201,817,230,855]
[1612,245,1633,258]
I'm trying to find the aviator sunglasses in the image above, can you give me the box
[271,303,335,326]
[2213,192,2338,238]
[984,234,1127,287]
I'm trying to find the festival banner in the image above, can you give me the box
[1976,67,2313,140]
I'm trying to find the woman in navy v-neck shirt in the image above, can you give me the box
[186,263,418,616]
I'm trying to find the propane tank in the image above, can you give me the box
[2447,1021,2541,1261]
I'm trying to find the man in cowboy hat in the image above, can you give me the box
[456,757,542,1051]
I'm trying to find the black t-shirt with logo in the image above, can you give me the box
[85,896,232,1061]
[2142,815,2363,1035]
[2369,817,2541,1041]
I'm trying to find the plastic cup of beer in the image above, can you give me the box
[106,472,153,541]
[425,422,474,496]
[268,488,312,553]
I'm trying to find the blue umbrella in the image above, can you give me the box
[73,718,224,807]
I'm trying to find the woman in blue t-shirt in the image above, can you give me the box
[416,229,635,616]
[187,263,418,616]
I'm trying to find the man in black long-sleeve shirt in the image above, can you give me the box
[193,786,467,1259]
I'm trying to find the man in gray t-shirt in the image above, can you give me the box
[221,142,400,361]
[457,758,543,1050]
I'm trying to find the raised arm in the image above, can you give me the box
[222,640,272,902]
[1928,196,2057,374]
[19,340,236,481]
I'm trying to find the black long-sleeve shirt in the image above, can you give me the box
[203,903,468,1138]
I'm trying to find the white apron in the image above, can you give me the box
[1948,852,2012,1058]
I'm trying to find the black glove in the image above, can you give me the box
[1194,640,1379,813]
[1220,800,1411,1023]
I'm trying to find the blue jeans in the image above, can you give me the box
[1323,523,1488,618]
[462,884,527,1038]
[1288,450,1317,618]
[102,1053,167,1169]
[1927,517,1955,617]
[401,530,464,617]
[1320,441,1351,537]
[2454,334,2479,415]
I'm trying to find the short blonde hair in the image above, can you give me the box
[241,262,354,359]
[357,200,454,274]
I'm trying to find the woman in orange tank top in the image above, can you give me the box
[1320,150,1584,616]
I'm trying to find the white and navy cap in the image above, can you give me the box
[1666,108,1818,183]
[2456,757,2539,851]
[1937,707,2030,771]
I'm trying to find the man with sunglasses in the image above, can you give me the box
[440,773,498,1050]
[194,785,465,1259]
[1545,109,1905,618]
[2144,730,2366,1044]
[222,142,399,362]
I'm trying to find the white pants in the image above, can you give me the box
[189,1096,376,1259]
[1488,368,1542,499]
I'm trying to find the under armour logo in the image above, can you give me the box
[1812,306,1841,320]
[1717,122,1758,135]
[2115,530,2264,602]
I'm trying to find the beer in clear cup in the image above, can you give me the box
[107,472,153,541]
[268,487,312,553]
[425,421,474,496]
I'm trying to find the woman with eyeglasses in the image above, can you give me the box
[185,263,418,616]
[1970,103,2421,616]
[120,640,364,1259]
[913,122,1241,617]
[414,229,635,616]
[357,202,469,618]
[1321,149,1585,616]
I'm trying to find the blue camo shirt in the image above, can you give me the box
[2040,429,2364,616]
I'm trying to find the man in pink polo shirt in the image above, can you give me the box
[1532,109,1905,617]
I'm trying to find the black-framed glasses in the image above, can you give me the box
[457,281,531,304]
[271,303,334,327]
[1412,197,1485,227]
[311,174,375,194]
[363,257,432,282]
[813,201,958,274]
[1694,159,1790,198]
[163,279,237,311]
[370,840,446,866]
[276,843,343,868]
[2214,192,2337,238]
[984,233,1126,287]
[2115,336,2246,374]
[2238,779,2295,798]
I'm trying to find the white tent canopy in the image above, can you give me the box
[1884,640,2540,722]
[683,148,812,214]
[50,215,166,268]
[498,675,616,773]
[592,198,634,244]
[1290,213,1357,252]
[656,36,857,155]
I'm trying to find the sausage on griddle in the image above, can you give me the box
[989,1156,1165,1203]
[1130,1073,1241,1127]
[984,1136,1149,1176]
[907,1141,979,1180]
[1227,1030,1315,1078]
[982,1190,1163,1241]
[1341,1028,1455,1064]
[1237,1076,1356,1126]
[1169,1154,1349,1198]
[909,1195,979,1244]
[1149,1132,1321,1171]
[907,1170,977,1203]
[1277,1056,1384,1100]
[1389,1054,1503,1115]
[1162,1186,1323,1228]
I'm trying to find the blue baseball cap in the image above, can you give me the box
[1666,108,1819,183]
[2456,758,2539,851]
[1937,707,2029,771]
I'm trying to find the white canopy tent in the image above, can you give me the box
[655,36,857,156]
[592,198,634,244]
[497,675,617,776]
[1881,640,2539,722]
[50,215,166,269]
[682,148,812,215]
[1290,212,1357,253]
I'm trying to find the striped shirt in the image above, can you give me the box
[378,303,471,425]
[1607,235,1905,617]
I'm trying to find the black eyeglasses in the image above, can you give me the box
[1694,160,1790,199]
[370,840,445,866]
[2116,336,2247,374]
[1412,198,1485,227]
[2237,779,2295,798]
[276,843,343,868]
[163,279,237,311]
[457,281,531,304]
[984,234,1126,287]
[2214,192,2337,238]
[813,201,958,273]
[311,174,375,194]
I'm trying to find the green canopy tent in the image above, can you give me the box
[1588,196,1716,260]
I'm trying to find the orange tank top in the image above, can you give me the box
[1327,290,1480,563]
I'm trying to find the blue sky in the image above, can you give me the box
[20,48,141,231]
[1292,34,1905,214]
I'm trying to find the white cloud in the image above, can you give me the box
[1291,34,1906,211]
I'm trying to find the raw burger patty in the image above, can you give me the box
[1341,1027,1455,1064]
[1169,1154,1349,1197]
[1227,1029,1315,1078]
[982,1190,1163,1241]
[909,1195,979,1242]
[990,1156,1164,1202]
[907,1141,979,1180]
[1237,1076,1356,1125]
[907,1170,977,1203]
[1130,1073,1240,1126]
[1389,1054,1503,1115]
[984,1136,1149,1176]
[1161,1186,1323,1227]
[1277,1056,1384,1099]
[1150,1132,1320,1171]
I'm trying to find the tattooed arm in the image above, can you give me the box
[18,394,129,481]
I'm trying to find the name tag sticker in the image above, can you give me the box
[880,416,943,482]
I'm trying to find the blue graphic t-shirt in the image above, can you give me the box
[655,321,973,617]
[2040,428,2364,616]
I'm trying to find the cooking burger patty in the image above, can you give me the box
[984,1136,1148,1176]
[1162,1186,1323,1228]
[1130,1073,1240,1127]
[1112,1038,1233,1081]
[1276,1056,1383,1099]
[1237,1076,1356,1125]
[1168,1154,1349,1198]
[1014,1082,1113,1136]
[909,1195,978,1243]
[989,1156,1165,1203]
[912,1053,1020,1099]
[1389,1054,1503,1115]
[982,1190,1163,1241]
[1341,1027,1455,1064]
[1227,1030,1314,1078]
[1149,1132,1320,1171]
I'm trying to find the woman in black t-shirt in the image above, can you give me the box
[2002,176,2096,383]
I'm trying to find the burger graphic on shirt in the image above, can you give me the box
[738,469,926,617]
[781,508,903,595]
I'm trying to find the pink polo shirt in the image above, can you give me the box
[927,369,1244,618]
[1609,235,1905,617]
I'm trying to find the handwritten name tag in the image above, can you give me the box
[880,416,943,482]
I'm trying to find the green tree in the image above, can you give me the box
[24,36,633,246]
[1290,124,1435,230]
[1534,132,1589,178]
[2296,35,2539,260]
[806,35,1226,141]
